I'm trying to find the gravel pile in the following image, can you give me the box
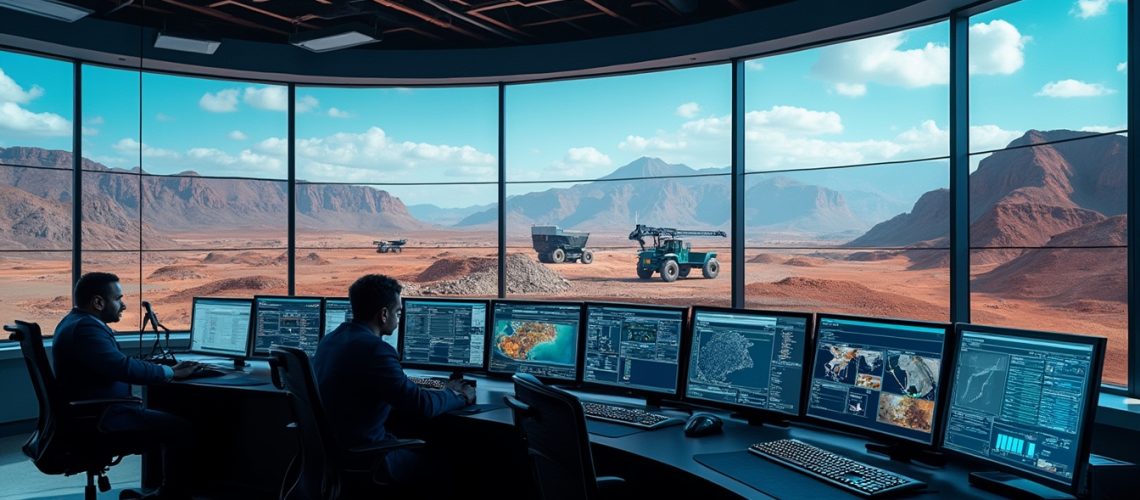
[421,253,570,295]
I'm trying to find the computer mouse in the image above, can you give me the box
[683,412,723,437]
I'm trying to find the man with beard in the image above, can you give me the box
[52,272,199,499]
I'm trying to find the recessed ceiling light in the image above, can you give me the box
[155,32,221,55]
[290,24,381,53]
[0,0,92,22]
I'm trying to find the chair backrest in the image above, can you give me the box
[5,321,59,464]
[269,346,338,500]
[505,373,600,500]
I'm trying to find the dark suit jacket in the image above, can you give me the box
[52,309,169,402]
[314,320,465,448]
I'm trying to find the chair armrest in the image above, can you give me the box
[66,398,141,418]
[596,476,625,492]
[342,439,426,473]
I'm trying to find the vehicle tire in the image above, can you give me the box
[660,260,679,282]
[678,267,691,278]
[379,247,388,253]
[637,267,653,279]
[581,250,594,264]
[702,258,720,279]
[395,247,402,253]
[538,253,551,263]
[551,248,566,263]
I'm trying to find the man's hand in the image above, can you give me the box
[445,379,476,405]
[171,361,201,380]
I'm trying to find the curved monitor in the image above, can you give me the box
[805,314,949,445]
[684,307,811,417]
[487,300,582,382]
[398,297,489,371]
[940,324,1105,493]
[582,302,687,397]
[189,297,253,358]
[251,296,324,358]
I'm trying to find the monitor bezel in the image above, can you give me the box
[681,306,814,419]
[319,297,351,336]
[485,299,585,384]
[802,313,952,447]
[248,295,326,359]
[579,301,690,400]
[187,296,253,359]
[397,296,491,372]
[939,322,1105,494]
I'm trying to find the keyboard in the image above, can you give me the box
[181,367,226,379]
[408,376,449,390]
[748,439,925,497]
[580,401,682,429]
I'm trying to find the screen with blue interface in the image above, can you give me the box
[942,328,1099,489]
[401,299,486,369]
[252,296,323,357]
[322,298,397,350]
[806,316,947,444]
[583,304,685,395]
[189,297,252,357]
[685,309,809,416]
[489,301,581,381]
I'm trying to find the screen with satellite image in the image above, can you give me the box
[684,307,810,416]
[806,315,948,444]
[941,325,1104,492]
[488,300,582,381]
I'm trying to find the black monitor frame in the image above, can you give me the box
[248,295,326,360]
[397,296,491,372]
[320,297,351,335]
[187,296,254,360]
[579,301,689,403]
[681,306,814,423]
[485,299,586,384]
[802,313,952,451]
[939,323,1105,495]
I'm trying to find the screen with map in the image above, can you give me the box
[806,315,948,444]
[399,298,488,369]
[941,326,1102,491]
[251,296,323,358]
[583,303,685,395]
[488,301,582,381]
[685,308,810,416]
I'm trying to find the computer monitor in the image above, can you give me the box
[398,298,489,370]
[805,315,949,446]
[487,300,582,382]
[684,307,811,418]
[582,302,686,397]
[188,297,253,358]
[250,296,323,358]
[322,297,398,350]
[941,324,1105,494]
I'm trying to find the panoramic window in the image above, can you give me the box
[968,0,1128,386]
[743,22,950,322]
[0,49,73,334]
[504,65,732,306]
[293,86,499,299]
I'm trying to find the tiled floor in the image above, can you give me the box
[0,434,141,500]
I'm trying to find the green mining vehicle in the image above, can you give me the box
[531,225,593,264]
[373,239,407,253]
[628,224,727,282]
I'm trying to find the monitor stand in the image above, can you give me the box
[968,471,1075,499]
[865,442,945,466]
[232,358,246,371]
[731,412,790,428]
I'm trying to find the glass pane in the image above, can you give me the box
[141,176,288,251]
[745,22,949,172]
[970,248,1126,386]
[0,251,72,335]
[81,251,143,335]
[1,165,72,250]
[81,65,141,172]
[296,86,498,184]
[969,0,1126,153]
[0,49,73,166]
[81,170,141,251]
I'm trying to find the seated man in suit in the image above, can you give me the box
[315,273,475,485]
[52,272,200,499]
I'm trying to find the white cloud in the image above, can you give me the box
[199,89,239,112]
[0,102,70,136]
[676,102,700,118]
[242,86,287,111]
[747,105,844,135]
[1035,79,1116,98]
[296,95,319,113]
[833,83,867,97]
[228,130,247,141]
[1118,62,1127,72]
[619,134,687,152]
[257,137,288,156]
[969,124,1024,152]
[294,126,495,183]
[327,107,351,118]
[112,138,181,160]
[745,60,764,71]
[812,32,949,92]
[0,68,44,104]
[1072,0,1110,18]
[155,113,174,122]
[544,147,613,178]
[186,147,283,174]
[1079,124,1126,133]
[968,20,1029,76]
[86,116,104,126]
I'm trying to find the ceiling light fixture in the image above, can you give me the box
[0,0,92,22]
[154,32,221,55]
[290,24,381,53]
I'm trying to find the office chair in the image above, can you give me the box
[5,320,141,500]
[268,346,424,500]
[503,373,625,500]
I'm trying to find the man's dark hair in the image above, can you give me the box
[348,274,403,320]
[74,272,120,307]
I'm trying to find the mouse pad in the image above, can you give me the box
[693,450,863,499]
[585,420,646,438]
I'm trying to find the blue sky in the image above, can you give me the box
[0,0,1127,207]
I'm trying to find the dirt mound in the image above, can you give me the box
[273,251,328,265]
[747,254,784,264]
[904,250,950,270]
[148,265,206,281]
[784,257,821,267]
[415,256,496,282]
[846,251,897,262]
[201,251,278,266]
[163,275,287,303]
[745,277,942,321]
[972,248,1124,304]
[421,253,569,295]
[21,295,72,315]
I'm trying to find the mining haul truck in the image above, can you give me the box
[531,225,593,264]
[373,239,407,253]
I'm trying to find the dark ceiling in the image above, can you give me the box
[57,0,791,50]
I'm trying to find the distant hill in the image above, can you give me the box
[407,202,495,227]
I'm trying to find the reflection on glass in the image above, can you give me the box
[0,251,72,335]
